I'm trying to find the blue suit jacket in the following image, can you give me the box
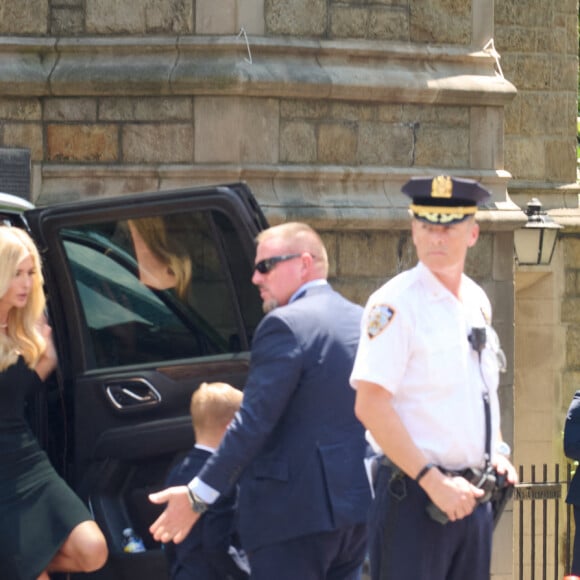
[197,283,371,551]
[565,391,580,504]
[165,447,248,579]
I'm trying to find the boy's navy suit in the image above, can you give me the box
[165,447,248,580]
[197,284,371,576]
[564,390,580,574]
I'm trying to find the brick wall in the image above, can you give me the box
[496,0,578,189]
[34,97,475,174]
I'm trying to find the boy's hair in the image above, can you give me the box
[190,382,242,437]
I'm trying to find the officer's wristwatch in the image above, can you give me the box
[496,441,511,458]
[186,483,209,514]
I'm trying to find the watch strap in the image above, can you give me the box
[416,462,436,483]
[186,482,209,514]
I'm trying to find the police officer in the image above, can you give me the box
[350,176,518,580]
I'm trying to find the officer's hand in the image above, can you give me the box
[149,486,200,544]
[443,477,485,522]
[421,469,484,522]
[493,454,518,485]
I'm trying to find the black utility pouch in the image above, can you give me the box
[388,467,407,501]
[489,470,514,528]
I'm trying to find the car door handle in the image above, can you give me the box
[105,379,161,411]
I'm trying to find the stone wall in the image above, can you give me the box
[496,0,579,488]
[0,0,513,209]
[496,2,579,575]
[0,0,473,42]
[36,97,479,194]
[495,0,578,189]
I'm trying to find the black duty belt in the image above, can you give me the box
[379,456,484,487]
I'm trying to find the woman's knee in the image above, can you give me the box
[69,521,109,571]
[84,532,109,571]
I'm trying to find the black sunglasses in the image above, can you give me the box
[254,253,302,274]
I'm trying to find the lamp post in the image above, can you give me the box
[513,198,563,266]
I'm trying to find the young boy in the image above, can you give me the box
[164,382,249,580]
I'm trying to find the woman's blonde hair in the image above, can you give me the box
[0,227,46,371]
[128,217,192,300]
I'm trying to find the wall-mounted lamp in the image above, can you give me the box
[514,198,563,266]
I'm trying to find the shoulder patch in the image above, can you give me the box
[367,304,396,339]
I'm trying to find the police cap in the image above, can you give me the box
[402,175,491,225]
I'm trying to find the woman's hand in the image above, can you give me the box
[35,318,58,381]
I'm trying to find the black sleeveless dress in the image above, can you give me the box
[0,356,93,579]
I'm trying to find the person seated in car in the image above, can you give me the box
[127,216,192,300]
[164,382,249,580]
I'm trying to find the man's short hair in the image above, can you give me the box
[256,222,329,277]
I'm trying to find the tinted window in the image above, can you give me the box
[60,209,261,369]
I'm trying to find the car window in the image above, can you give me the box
[60,209,261,369]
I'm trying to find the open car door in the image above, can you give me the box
[20,183,267,579]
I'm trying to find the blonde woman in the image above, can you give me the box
[0,226,108,579]
[127,217,192,300]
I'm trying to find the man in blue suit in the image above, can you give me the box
[150,222,371,579]
[564,391,580,574]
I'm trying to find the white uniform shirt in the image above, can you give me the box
[350,261,502,471]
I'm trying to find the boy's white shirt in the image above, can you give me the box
[195,443,216,453]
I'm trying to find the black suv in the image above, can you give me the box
[0,183,268,579]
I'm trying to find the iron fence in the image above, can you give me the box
[514,464,573,580]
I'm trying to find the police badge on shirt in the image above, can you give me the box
[367,304,396,339]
